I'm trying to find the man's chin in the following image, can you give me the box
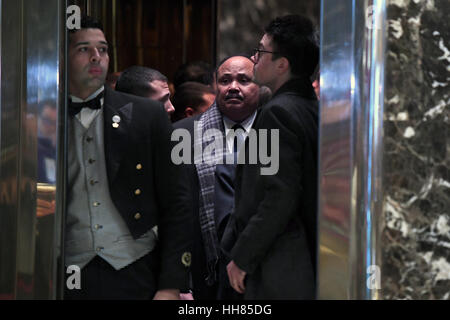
[87,77,106,87]
[225,102,244,109]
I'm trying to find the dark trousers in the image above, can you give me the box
[64,251,158,300]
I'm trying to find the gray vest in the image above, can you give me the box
[65,110,157,270]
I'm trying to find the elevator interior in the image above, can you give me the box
[0,0,387,300]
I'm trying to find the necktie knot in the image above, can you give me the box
[69,91,104,116]
[232,123,244,131]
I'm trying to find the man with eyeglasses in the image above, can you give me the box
[222,15,319,299]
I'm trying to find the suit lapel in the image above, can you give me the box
[103,88,133,184]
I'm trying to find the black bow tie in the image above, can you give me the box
[69,91,104,116]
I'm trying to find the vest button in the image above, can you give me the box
[136,164,143,170]
[134,213,142,220]
[87,136,93,142]
[93,202,100,207]
[90,180,98,186]
[135,189,141,196]
[89,158,96,164]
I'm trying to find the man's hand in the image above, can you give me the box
[227,260,247,294]
[153,289,180,300]
[37,199,56,218]
[179,292,194,300]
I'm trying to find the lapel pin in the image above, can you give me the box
[112,115,121,128]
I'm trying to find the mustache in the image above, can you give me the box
[225,93,243,101]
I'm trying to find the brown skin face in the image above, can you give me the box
[216,56,260,122]
[68,28,109,99]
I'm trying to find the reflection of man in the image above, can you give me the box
[37,102,57,184]
[65,16,192,300]
[174,55,260,300]
[223,15,319,299]
[115,65,175,117]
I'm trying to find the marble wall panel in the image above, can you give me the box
[382,0,449,300]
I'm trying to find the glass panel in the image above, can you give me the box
[27,0,60,299]
[0,0,63,300]
[318,0,387,299]
[0,0,23,300]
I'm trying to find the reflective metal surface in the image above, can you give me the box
[0,0,21,299]
[0,0,64,299]
[318,0,386,299]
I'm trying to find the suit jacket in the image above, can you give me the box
[173,114,214,299]
[101,87,192,290]
[221,78,318,299]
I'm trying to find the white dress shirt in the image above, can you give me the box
[69,86,105,129]
[222,111,257,154]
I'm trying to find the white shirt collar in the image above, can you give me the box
[70,86,105,129]
[222,111,257,133]
[222,111,258,154]
[70,86,105,103]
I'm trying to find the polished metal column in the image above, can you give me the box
[318,0,387,299]
[0,0,65,300]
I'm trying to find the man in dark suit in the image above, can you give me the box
[64,16,192,300]
[173,55,262,300]
[223,15,319,299]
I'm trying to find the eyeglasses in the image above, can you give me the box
[252,48,280,63]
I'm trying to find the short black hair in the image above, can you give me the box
[173,61,214,89]
[69,15,104,34]
[68,15,105,45]
[115,65,168,97]
[264,15,319,77]
[172,81,215,121]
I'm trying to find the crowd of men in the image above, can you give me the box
[65,14,319,300]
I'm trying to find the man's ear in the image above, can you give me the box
[184,107,195,117]
[276,57,290,75]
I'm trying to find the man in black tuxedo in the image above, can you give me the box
[223,15,319,299]
[173,55,262,300]
[64,16,192,300]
